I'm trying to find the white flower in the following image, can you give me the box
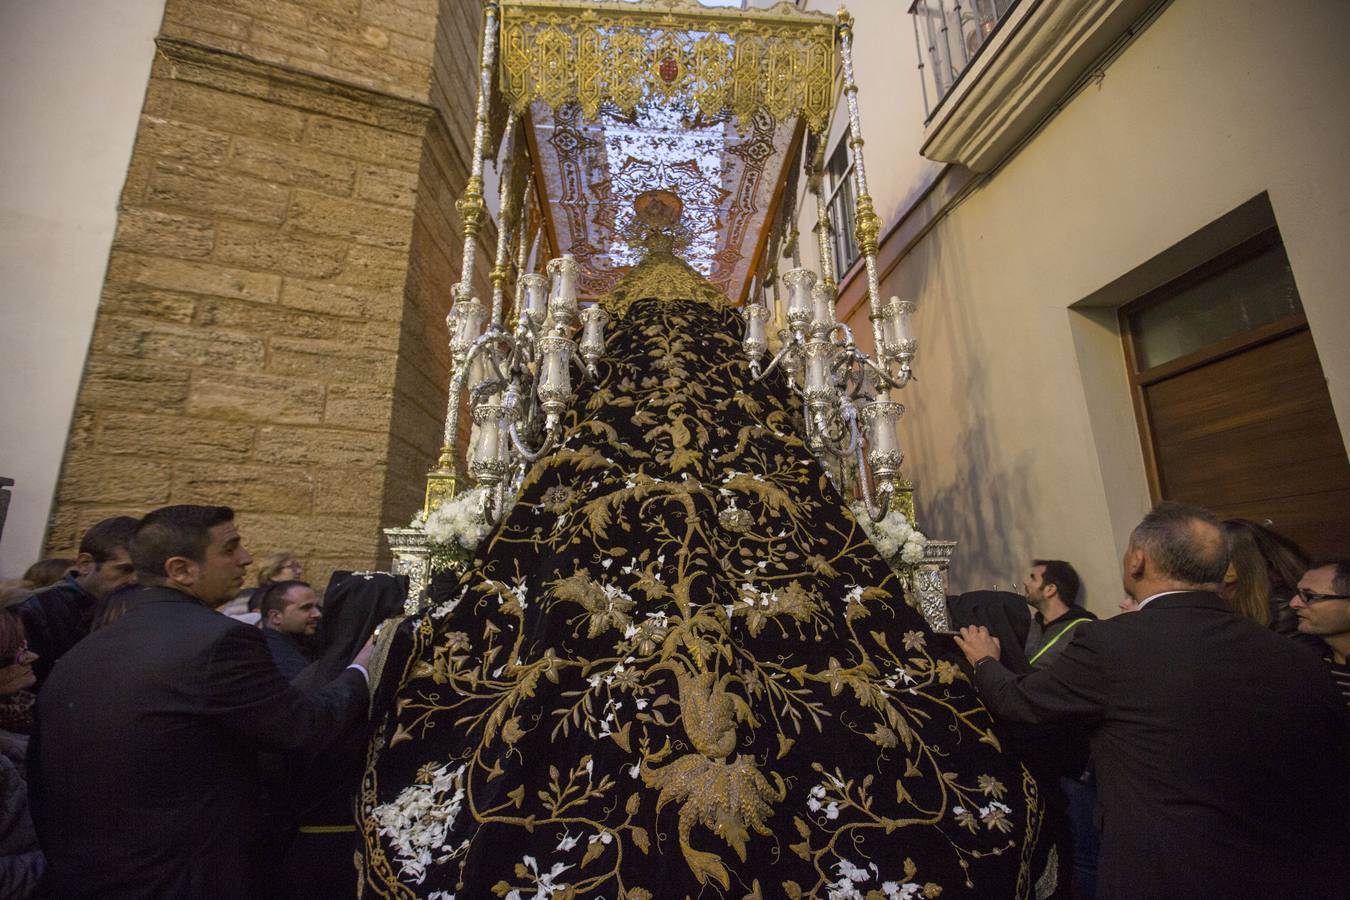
[423,487,515,552]
[370,763,468,884]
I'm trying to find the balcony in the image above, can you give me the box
[911,0,1166,173]
[909,0,1019,120]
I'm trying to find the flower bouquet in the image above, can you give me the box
[850,501,928,585]
[413,486,507,573]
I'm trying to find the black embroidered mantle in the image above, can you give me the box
[359,296,1043,899]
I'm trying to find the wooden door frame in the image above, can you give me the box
[1118,227,1305,501]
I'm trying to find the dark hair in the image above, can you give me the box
[79,517,140,564]
[21,557,75,588]
[258,580,311,619]
[1131,501,1228,586]
[1219,522,1272,626]
[130,506,234,585]
[1224,518,1309,592]
[1307,560,1350,596]
[0,609,25,661]
[1032,559,1080,604]
[293,571,408,692]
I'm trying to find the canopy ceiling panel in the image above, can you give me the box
[500,0,837,302]
[530,99,796,300]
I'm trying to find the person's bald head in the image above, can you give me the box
[1123,502,1229,600]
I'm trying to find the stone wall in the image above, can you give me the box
[46,0,494,588]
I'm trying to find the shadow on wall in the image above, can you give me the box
[899,219,1038,594]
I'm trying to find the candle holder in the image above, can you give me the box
[781,267,817,335]
[579,305,610,375]
[546,254,580,332]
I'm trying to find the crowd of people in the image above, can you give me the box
[953,504,1350,897]
[0,505,406,898]
[0,500,1346,897]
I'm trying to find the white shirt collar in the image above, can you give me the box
[1136,589,1190,610]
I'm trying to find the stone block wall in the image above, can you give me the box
[46,0,495,588]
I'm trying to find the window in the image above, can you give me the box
[825,136,859,280]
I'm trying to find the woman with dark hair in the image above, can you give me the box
[272,572,408,899]
[1221,518,1310,634]
[0,609,44,898]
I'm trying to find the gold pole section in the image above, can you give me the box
[835,7,887,388]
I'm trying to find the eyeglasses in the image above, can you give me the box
[1294,588,1350,604]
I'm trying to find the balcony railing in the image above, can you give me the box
[909,0,1019,120]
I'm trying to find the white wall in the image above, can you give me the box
[798,0,942,271]
[0,0,165,577]
[792,0,1350,613]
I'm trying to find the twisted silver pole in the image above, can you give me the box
[836,9,889,393]
[489,110,520,329]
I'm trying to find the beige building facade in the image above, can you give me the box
[795,0,1350,613]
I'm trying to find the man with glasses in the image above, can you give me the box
[1291,560,1350,710]
[954,502,1349,899]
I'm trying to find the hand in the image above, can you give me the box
[954,625,1001,666]
[353,634,376,670]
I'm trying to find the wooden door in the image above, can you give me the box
[1123,232,1350,558]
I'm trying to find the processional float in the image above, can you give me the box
[384,0,954,631]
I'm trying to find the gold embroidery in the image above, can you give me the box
[499,0,836,133]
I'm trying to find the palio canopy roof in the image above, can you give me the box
[497,0,839,302]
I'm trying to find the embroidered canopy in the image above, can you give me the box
[500,0,839,303]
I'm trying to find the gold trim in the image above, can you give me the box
[500,0,836,133]
[366,614,413,713]
[423,455,459,517]
[853,191,880,259]
[455,174,488,240]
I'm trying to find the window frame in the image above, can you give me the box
[1119,227,1309,500]
[824,135,860,281]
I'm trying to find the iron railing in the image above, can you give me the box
[909,0,1019,120]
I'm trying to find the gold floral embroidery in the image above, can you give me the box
[358,296,1042,898]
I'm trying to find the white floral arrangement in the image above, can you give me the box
[369,761,469,885]
[850,502,928,568]
[412,486,513,572]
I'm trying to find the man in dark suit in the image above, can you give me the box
[16,514,139,688]
[955,502,1350,899]
[34,505,374,899]
[258,579,322,680]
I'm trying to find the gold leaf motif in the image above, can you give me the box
[630,825,650,854]
[499,716,525,745]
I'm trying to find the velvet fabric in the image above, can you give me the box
[359,298,1046,898]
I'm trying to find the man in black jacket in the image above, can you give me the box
[15,515,138,688]
[33,505,373,899]
[258,579,322,680]
[1021,558,1095,668]
[955,502,1350,899]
